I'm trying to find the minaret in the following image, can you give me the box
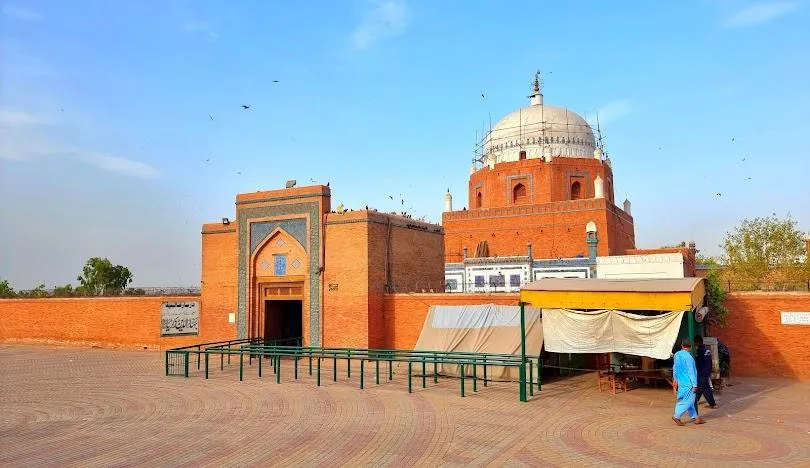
[444,190,453,212]
[529,71,543,106]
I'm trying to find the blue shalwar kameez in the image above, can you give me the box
[673,349,698,420]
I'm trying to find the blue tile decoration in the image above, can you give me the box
[237,201,322,344]
[250,219,307,253]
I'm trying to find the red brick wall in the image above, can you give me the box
[381,293,519,350]
[712,292,810,379]
[323,211,445,349]
[443,198,634,262]
[323,217,371,348]
[0,296,228,350]
[468,158,614,209]
[201,226,239,343]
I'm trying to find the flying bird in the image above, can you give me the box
[310,178,316,183]
[209,114,214,121]
[388,195,394,200]
[746,177,752,180]
[742,157,746,161]
[715,192,722,196]
[272,80,279,83]
[237,171,242,175]
[242,105,251,110]
[481,93,485,99]
[401,199,404,205]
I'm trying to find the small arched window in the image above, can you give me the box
[512,183,527,204]
[476,192,483,208]
[570,181,582,200]
[519,150,527,160]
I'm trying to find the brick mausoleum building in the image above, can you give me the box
[443,75,636,292]
[201,185,444,348]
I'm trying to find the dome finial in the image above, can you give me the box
[529,70,543,106]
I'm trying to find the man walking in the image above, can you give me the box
[672,338,705,426]
[694,335,717,409]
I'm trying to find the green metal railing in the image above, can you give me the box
[164,337,302,376]
[169,343,542,401]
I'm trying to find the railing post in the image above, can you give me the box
[205,352,209,379]
[529,361,534,397]
[473,359,477,392]
[388,354,393,380]
[184,351,190,378]
[165,351,169,376]
[258,351,263,378]
[408,361,412,393]
[376,359,380,385]
[360,360,365,390]
[295,354,299,380]
[460,364,465,397]
[433,353,438,384]
[421,357,426,388]
[483,356,488,387]
[276,355,281,384]
[317,355,321,386]
[197,346,201,370]
[220,351,224,371]
[519,302,527,402]
[333,353,337,382]
[347,350,352,378]
[538,355,542,391]
[239,352,244,381]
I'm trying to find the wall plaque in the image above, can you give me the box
[781,311,810,326]
[161,301,200,336]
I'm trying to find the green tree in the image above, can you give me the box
[721,215,808,290]
[0,279,16,298]
[704,269,729,328]
[76,257,133,296]
[53,284,75,297]
[18,283,48,298]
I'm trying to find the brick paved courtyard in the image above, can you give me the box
[1,345,809,467]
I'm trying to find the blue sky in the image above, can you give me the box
[1,0,809,288]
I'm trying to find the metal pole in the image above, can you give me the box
[529,361,534,397]
[258,351,263,378]
[483,357,488,387]
[460,364,465,397]
[295,354,299,380]
[519,302,527,402]
[317,356,321,386]
[309,354,312,376]
[376,359,380,385]
[205,352,209,379]
[197,346,201,370]
[688,309,696,357]
[360,360,365,389]
[422,357,426,388]
[165,352,169,376]
[408,362,412,393]
[184,351,190,378]
[473,359,478,392]
[538,355,542,391]
[276,356,281,384]
[220,352,224,371]
[333,353,337,382]
[347,350,352,378]
[239,352,243,382]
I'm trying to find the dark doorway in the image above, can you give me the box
[264,300,302,345]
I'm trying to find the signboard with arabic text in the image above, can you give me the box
[161,301,199,336]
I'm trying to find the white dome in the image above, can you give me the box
[484,102,596,164]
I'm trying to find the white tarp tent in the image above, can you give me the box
[541,308,685,360]
[411,304,542,380]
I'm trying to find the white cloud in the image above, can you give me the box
[587,99,633,126]
[2,5,41,21]
[723,1,801,28]
[73,152,161,179]
[184,20,219,40]
[0,107,51,126]
[351,0,409,50]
